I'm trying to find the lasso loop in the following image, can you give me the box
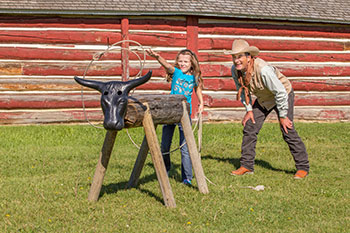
[80,40,147,129]
[79,40,202,155]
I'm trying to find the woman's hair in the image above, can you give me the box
[166,49,203,88]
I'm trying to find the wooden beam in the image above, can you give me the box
[127,135,149,188]
[88,130,117,201]
[186,16,199,118]
[121,18,129,82]
[181,101,209,194]
[142,103,176,208]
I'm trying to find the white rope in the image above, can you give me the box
[126,112,201,155]
[78,40,209,168]
[79,40,147,129]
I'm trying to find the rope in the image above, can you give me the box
[80,40,147,129]
[79,42,214,185]
[126,112,201,155]
[79,39,203,156]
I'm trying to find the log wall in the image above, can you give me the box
[0,15,349,124]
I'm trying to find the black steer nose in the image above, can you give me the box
[103,119,124,131]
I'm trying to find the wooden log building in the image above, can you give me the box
[0,0,349,124]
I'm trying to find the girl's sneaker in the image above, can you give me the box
[182,179,192,186]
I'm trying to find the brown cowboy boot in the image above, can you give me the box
[230,166,254,176]
[294,170,308,179]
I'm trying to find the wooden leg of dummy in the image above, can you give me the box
[127,135,149,188]
[143,103,176,208]
[181,101,209,194]
[88,130,118,201]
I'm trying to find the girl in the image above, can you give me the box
[146,49,204,186]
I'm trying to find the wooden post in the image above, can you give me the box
[143,103,176,208]
[121,18,129,82]
[186,16,199,119]
[88,130,118,201]
[127,135,149,188]
[181,101,209,194]
[198,112,202,153]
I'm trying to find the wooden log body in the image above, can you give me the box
[124,94,190,128]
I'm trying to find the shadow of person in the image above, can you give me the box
[255,159,294,174]
[201,154,240,168]
[201,154,294,174]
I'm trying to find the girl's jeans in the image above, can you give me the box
[161,122,193,181]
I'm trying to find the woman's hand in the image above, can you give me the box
[279,116,293,134]
[242,111,255,126]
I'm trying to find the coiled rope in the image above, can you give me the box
[79,40,202,156]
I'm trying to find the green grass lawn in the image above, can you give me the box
[1,122,349,232]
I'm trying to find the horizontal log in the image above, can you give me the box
[0,46,349,63]
[2,91,350,110]
[0,16,185,30]
[205,106,350,122]
[129,18,186,31]
[0,47,114,61]
[0,30,122,45]
[200,64,350,77]
[0,47,163,61]
[129,32,186,47]
[0,93,101,109]
[124,94,189,128]
[15,62,350,77]
[0,30,186,46]
[0,78,169,91]
[202,78,350,92]
[200,52,350,63]
[198,38,346,51]
[0,109,104,124]
[1,105,349,125]
[0,16,122,29]
[1,76,350,92]
[198,22,350,39]
[204,92,350,108]
[0,94,190,126]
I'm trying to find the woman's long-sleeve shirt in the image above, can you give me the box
[232,65,289,118]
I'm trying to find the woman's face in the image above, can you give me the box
[177,54,192,74]
[232,53,251,71]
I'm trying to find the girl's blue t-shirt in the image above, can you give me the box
[170,67,197,114]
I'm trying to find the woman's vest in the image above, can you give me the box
[235,58,292,110]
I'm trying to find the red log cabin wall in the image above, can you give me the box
[0,15,349,124]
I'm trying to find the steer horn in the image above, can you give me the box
[74,70,152,94]
[74,76,104,93]
[124,70,152,94]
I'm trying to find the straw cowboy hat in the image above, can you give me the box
[225,39,260,57]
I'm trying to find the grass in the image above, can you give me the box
[0,122,349,232]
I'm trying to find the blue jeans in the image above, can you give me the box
[161,122,193,181]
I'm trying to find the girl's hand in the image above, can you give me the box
[146,49,159,59]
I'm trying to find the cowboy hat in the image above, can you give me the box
[225,39,259,57]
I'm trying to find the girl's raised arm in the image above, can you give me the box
[146,49,175,74]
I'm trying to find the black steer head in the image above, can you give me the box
[74,71,152,131]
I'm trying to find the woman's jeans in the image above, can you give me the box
[161,122,193,181]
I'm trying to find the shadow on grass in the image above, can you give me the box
[99,162,189,204]
[201,154,294,174]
